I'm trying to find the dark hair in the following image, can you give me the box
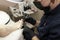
[34,0,55,3]
[51,0,55,3]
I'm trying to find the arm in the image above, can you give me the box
[0,19,23,37]
[0,25,16,37]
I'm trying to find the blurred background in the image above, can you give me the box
[0,0,44,22]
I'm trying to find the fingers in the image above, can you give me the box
[19,19,24,25]
[18,19,24,29]
[20,18,24,21]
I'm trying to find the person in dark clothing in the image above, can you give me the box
[23,0,60,40]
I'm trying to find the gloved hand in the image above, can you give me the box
[25,17,36,25]
[23,27,35,40]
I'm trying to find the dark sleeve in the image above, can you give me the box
[38,20,60,40]
[37,26,48,40]
[25,17,36,25]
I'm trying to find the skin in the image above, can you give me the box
[32,36,39,40]
[39,0,51,7]
[35,0,60,9]
[0,19,23,37]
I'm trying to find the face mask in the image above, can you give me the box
[33,2,50,13]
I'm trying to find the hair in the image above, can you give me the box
[34,0,55,3]
[51,0,55,3]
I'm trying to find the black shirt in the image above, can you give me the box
[38,4,60,40]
